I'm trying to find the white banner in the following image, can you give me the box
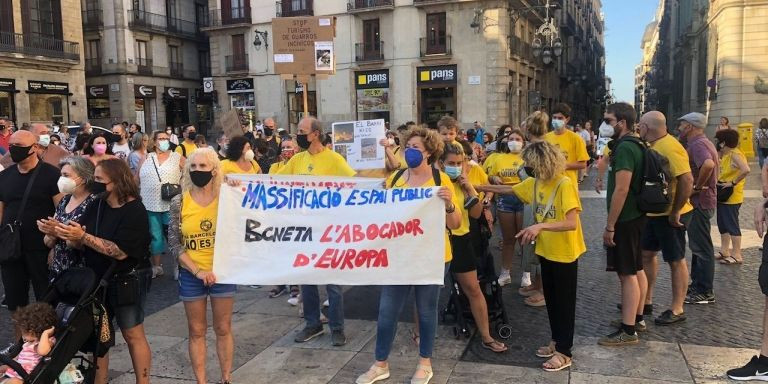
[213,175,446,285]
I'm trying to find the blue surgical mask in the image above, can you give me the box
[444,165,462,179]
[552,119,565,131]
[404,147,424,168]
[157,139,170,152]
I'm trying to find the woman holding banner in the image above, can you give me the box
[357,127,461,384]
[168,148,236,384]
[220,135,262,176]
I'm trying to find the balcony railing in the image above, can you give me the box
[170,62,184,77]
[413,0,457,5]
[82,9,103,30]
[276,1,314,17]
[225,54,248,72]
[128,10,202,40]
[347,0,393,11]
[508,35,534,62]
[420,35,451,57]
[85,58,102,75]
[355,41,384,62]
[207,7,251,26]
[136,58,153,75]
[0,31,80,61]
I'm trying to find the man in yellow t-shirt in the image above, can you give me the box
[637,111,694,326]
[277,117,355,347]
[175,124,199,158]
[544,103,590,189]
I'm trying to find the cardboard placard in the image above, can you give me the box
[272,17,336,75]
[220,109,242,139]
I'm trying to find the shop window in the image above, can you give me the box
[29,93,66,122]
[0,91,12,119]
[87,98,110,119]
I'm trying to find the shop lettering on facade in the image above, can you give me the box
[134,85,156,98]
[0,78,15,91]
[166,87,188,99]
[28,80,69,94]
[417,65,458,85]
[227,78,254,93]
[87,85,107,98]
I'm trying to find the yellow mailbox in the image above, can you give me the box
[738,122,755,158]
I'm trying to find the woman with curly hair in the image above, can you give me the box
[220,135,262,176]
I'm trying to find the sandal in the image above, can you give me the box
[481,339,508,353]
[410,329,420,347]
[269,286,287,298]
[542,352,572,372]
[715,252,727,260]
[536,341,555,358]
[719,256,743,265]
[525,294,546,307]
[518,285,538,297]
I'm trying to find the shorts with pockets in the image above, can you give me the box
[606,216,647,275]
[178,267,237,301]
[641,212,692,262]
[497,193,524,213]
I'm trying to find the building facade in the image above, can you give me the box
[0,0,86,125]
[81,0,212,133]
[204,0,606,133]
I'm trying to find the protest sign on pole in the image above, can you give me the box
[213,174,446,285]
[331,119,386,170]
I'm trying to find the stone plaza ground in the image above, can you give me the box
[1,164,766,383]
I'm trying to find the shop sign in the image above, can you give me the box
[28,80,69,94]
[134,85,156,98]
[295,81,304,94]
[417,65,458,85]
[0,78,15,91]
[87,85,108,98]
[355,70,389,89]
[165,87,188,99]
[227,78,254,93]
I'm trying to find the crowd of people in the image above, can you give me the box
[0,101,766,384]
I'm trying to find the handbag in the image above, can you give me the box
[0,163,43,264]
[151,154,181,201]
[717,183,734,202]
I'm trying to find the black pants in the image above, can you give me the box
[539,256,578,357]
[1,249,50,311]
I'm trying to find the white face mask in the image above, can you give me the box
[387,138,396,146]
[57,176,78,194]
[244,149,255,161]
[507,141,523,153]
[598,122,614,138]
[38,134,50,147]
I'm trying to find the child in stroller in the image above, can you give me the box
[0,303,57,383]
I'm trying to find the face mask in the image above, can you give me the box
[263,128,274,137]
[93,143,107,155]
[166,129,172,135]
[552,119,565,131]
[57,176,78,194]
[9,145,34,163]
[524,166,536,178]
[282,149,295,160]
[189,170,213,187]
[187,131,197,140]
[110,133,122,143]
[296,134,310,149]
[157,139,170,152]
[38,134,50,147]
[598,122,614,138]
[444,165,462,179]
[244,149,255,161]
[716,140,724,151]
[387,138,396,146]
[404,147,424,168]
[507,141,523,153]
[91,181,107,194]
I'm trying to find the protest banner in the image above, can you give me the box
[213,174,446,285]
[331,119,386,170]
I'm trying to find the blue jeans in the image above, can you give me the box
[374,284,441,360]
[301,285,344,331]
[688,208,715,294]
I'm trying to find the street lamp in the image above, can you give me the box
[253,29,269,51]
[531,0,562,65]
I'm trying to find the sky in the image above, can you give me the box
[602,0,659,104]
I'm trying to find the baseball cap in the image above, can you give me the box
[678,112,707,129]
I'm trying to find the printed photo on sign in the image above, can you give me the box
[334,122,354,144]
[331,119,386,170]
[334,145,348,160]
[315,41,333,71]
[361,138,377,159]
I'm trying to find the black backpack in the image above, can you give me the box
[616,136,672,214]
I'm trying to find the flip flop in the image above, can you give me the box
[715,252,727,260]
[481,339,508,353]
[518,285,539,297]
[536,342,555,358]
[525,294,546,307]
[542,352,572,372]
[719,256,743,265]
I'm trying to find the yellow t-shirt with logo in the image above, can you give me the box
[484,152,524,185]
[220,159,261,176]
[544,130,590,186]
[276,148,356,177]
[719,148,747,204]
[512,176,585,263]
[181,192,218,271]
[648,134,694,217]
[386,170,457,262]
[175,141,198,157]
[482,152,499,175]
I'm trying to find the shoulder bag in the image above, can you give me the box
[152,154,181,201]
[0,163,43,264]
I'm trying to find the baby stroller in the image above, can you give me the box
[442,216,512,340]
[0,265,114,384]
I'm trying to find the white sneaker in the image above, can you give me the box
[287,296,300,306]
[497,270,512,287]
[520,272,532,287]
[356,364,390,384]
[323,299,330,307]
[152,265,164,279]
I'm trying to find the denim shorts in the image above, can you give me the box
[178,268,237,301]
[497,193,524,213]
[107,267,151,330]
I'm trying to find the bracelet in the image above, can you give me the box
[194,268,201,278]
[445,203,456,214]
[605,227,615,232]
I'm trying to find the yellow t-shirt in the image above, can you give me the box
[386,170,458,262]
[467,162,489,186]
[220,159,262,176]
[276,148,356,177]
[180,192,218,271]
[648,134,694,216]
[449,178,471,236]
[269,160,289,174]
[719,148,747,204]
[484,152,524,185]
[544,130,590,186]
[512,176,586,263]
[175,141,198,157]
[482,152,499,175]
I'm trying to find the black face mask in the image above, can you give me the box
[190,170,213,187]
[110,133,122,143]
[9,145,34,163]
[296,134,310,150]
[523,166,536,178]
[187,132,198,140]
[263,128,274,137]
[91,181,107,194]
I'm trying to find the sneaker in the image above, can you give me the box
[617,303,653,316]
[684,291,715,305]
[331,329,347,346]
[356,364,390,384]
[294,325,324,343]
[152,265,164,279]
[248,285,262,289]
[727,356,768,381]
[287,296,300,306]
[269,286,288,298]
[323,299,330,307]
[498,270,512,287]
[610,319,647,332]
[654,309,686,326]
[520,272,532,287]
[598,329,639,346]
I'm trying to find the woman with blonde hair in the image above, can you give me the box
[168,148,235,384]
[478,141,585,372]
